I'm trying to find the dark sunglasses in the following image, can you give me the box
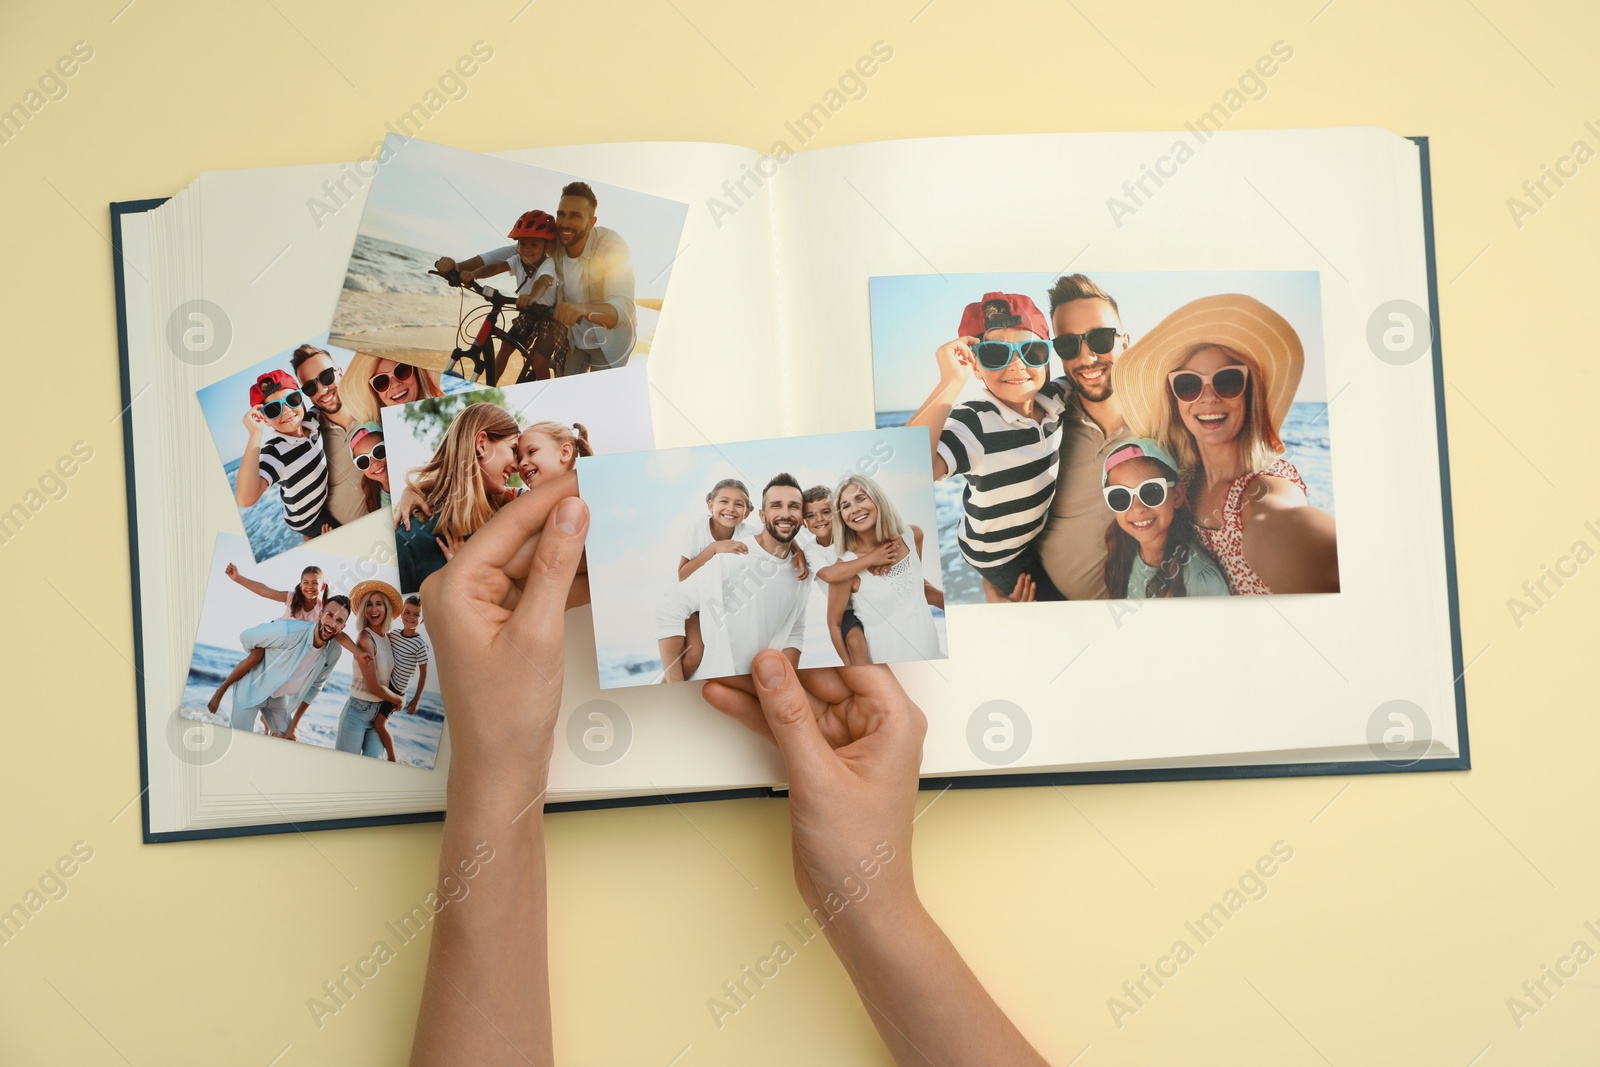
[299,366,338,391]
[1051,327,1121,361]
[974,339,1052,370]
[369,364,416,394]
[1103,477,1173,513]
[1168,365,1249,403]
[260,391,303,420]
[353,443,387,471]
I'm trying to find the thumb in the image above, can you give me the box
[751,651,833,785]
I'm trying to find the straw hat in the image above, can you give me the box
[1113,294,1304,446]
[348,580,402,622]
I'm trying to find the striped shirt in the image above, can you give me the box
[936,380,1069,569]
[256,420,330,535]
[386,629,431,694]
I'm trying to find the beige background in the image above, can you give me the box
[2,0,1596,1063]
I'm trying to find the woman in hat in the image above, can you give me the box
[1112,294,1339,595]
[334,579,408,760]
[394,402,522,594]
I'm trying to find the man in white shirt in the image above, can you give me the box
[656,474,814,682]
[547,181,636,374]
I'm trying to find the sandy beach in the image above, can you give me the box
[330,289,657,382]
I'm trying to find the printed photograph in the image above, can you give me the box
[329,134,690,386]
[381,365,657,594]
[580,427,948,689]
[870,271,1339,606]
[179,533,445,768]
[195,336,477,561]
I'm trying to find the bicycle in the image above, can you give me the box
[429,268,567,386]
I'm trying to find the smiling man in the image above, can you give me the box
[1033,274,1135,600]
[656,474,814,681]
[290,344,367,526]
[204,596,351,739]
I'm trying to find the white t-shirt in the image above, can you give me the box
[478,245,557,305]
[796,530,844,669]
[270,645,322,701]
[656,535,814,680]
[681,514,757,563]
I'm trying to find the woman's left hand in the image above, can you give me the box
[418,473,587,801]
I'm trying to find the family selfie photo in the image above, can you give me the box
[871,270,1339,606]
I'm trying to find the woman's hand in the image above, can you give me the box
[418,474,586,802]
[934,336,980,386]
[224,562,239,582]
[703,654,926,926]
[394,484,432,531]
[702,652,1049,1067]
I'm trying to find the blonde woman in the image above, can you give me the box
[338,352,444,427]
[395,403,521,593]
[332,580,407,760]
[824,474,943,665]
[1112,294,1339,595]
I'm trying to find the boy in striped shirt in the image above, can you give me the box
[234,369,336,539]
[386,595,432,717]
[908,293,1067,603]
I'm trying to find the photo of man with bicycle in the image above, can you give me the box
[327,136,688,391]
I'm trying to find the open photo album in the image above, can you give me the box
[113,127,1467,841]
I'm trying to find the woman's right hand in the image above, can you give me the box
[934,336,980,385]
[394,485,432,531]
[224,562,239,581]
[702,654,926,928]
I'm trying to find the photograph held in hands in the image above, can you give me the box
[580,428,949,688]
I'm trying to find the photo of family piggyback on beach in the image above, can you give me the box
[327,135,689,388]
[195,337,477,561]
[871,271,1341,606]
[580,428,948,689]
[179,534,445,769]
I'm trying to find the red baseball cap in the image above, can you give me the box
[958,292,1049,341]
[249,369,299,407]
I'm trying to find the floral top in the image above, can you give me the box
[1192,459,1307,596]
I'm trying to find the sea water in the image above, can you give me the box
[181,642,446,769]
[877,402,1336,606]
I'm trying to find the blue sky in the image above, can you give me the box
[358,135,690,300]
[869,270,1326,412]
[196,335,351,466]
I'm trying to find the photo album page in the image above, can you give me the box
[119,127,1462,840]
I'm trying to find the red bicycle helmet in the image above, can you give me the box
[508,209,557,241]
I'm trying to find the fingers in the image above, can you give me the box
[749,650,835,783]
[835,663,926,744]
[700,680,777,744]
[508,495,588,655]
[454,471,578,571]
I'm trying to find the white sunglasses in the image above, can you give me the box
[1102,478,1174,513]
